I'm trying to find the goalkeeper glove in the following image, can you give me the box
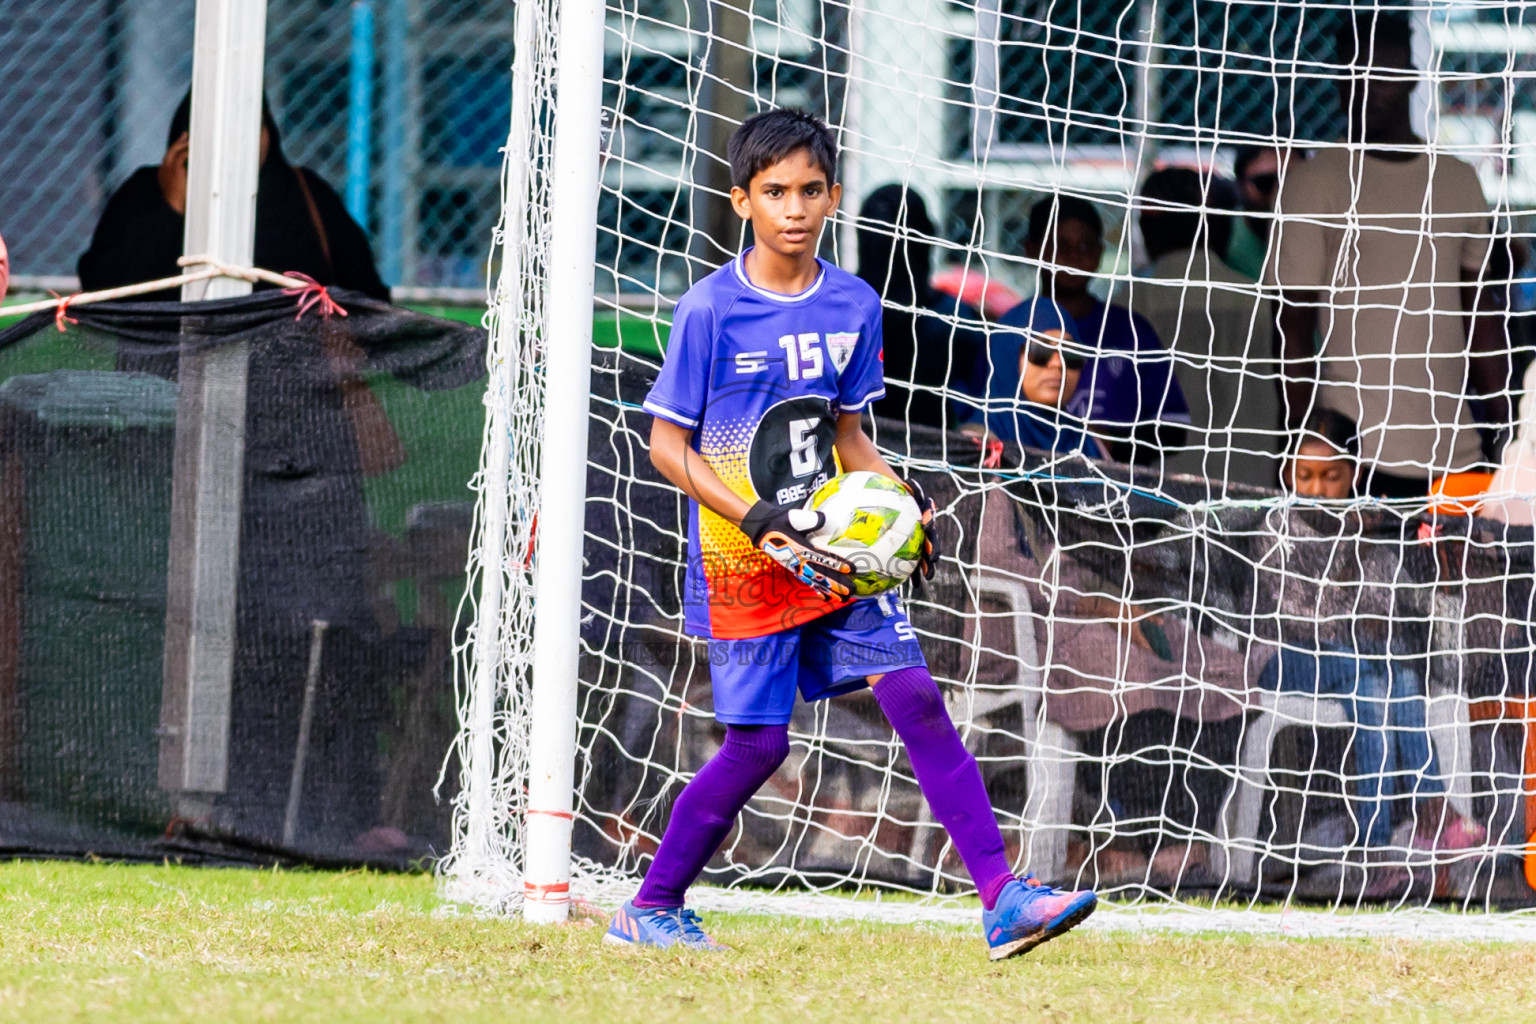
[739,500,855,601]
[902,476,941,583]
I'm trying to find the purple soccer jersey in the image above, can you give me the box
[644,250,886,640]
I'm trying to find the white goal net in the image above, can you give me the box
[443,0,1536,933]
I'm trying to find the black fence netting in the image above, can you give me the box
[0,291,484,867]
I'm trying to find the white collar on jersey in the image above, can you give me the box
[733,247,828,303]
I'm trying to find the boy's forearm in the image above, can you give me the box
[665,448,752,524]
[837,437,897,480]
[650,420,752,525]
[834,413,899,481]
[652,414,898,523]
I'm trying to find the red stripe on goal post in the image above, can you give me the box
[524,881,571,903]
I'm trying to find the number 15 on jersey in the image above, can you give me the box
[778,333,823,382]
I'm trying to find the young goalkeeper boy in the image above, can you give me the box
[605,108,1097,959]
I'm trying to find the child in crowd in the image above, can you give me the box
[1003,195,1189,466]
[1285,408,1360,500]
[1259,409,1484,892]
[608,108,1097,956]
[961,295,1106,459]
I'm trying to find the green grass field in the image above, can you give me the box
[2,862,1534,1023]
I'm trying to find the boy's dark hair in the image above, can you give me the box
[1137,167,1232,261]
[1297,407,1361,461]
[1335,8,1413,68]
[727,108,838,190]
[1027,194,1102,247]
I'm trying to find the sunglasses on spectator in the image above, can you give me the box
[1245,172,1279,194]
[1025,343,1086,371]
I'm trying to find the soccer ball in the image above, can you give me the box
[805,471,926,597]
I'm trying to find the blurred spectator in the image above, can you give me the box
[1130,167,1281,491]
[0,230,8,303]
[856,185,985,431]
[1225,145,1288,281]
[1255,408,1485,885]
[1010,194,1189,466]
[1284,408,1361,501]
[1268,9,1506,498]
[959,296,1104,458]
[79,91,389,302]
[75,91,403,848]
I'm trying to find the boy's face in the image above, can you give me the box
[730,148,840,260]
[1025,217,1102,299]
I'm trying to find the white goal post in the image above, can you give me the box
[442,0,1536,934]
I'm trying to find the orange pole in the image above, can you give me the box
[1470,699,1536,891]
[1524,704,1536,892]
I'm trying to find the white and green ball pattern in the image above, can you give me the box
[806,471,925,597]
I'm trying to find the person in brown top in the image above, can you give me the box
[1267,9,1506,498]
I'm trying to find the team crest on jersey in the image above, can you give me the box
[825,331,859,375]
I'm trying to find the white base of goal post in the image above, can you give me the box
[520,0,608,926]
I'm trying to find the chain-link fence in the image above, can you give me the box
[0,0,512,294]
[4,2,1536,300]
[585,1,1355,291]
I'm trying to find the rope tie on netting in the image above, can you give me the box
[280,270,348,320]
[3,256,353,325]
[48,291,77,333]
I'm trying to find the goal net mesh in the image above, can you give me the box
[445,0,1536,926]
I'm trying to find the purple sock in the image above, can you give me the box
[873,666,1014,910]
[633,723,790,908]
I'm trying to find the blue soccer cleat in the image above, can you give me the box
[982,874,1097,961]
[603,900,726,951]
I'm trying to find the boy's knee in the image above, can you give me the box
[886,667,946,718]
[723,723,791,775]
[870,666,950,731]
[757,727,791,768]
[905,680,947,724]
